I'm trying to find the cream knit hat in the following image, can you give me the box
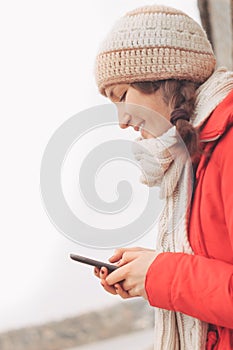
[95,5,216,95]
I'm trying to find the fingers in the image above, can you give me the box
[114,283,130,299]
[109,247,154,263]
[100,266,109,279]
[94,266,100,277]
[95,249,156,300]
[96,267,119,295]
[115,251,142,269]
[95,266,134,299]
[108,247,140,262]
[106,253,141,285]
[109,248,127,263]
[93,266,109,279]
[100,279,117,295]
[93,264,131,298]
[106,263,128,285]
[100,280,131,298]
[114,283,140,299]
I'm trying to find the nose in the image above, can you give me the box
[118,113,131,129]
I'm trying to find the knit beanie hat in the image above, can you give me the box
[95,5,216,95]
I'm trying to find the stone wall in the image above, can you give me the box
[0,300,154,350]
[198,0,233,70]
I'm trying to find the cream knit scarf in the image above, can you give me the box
[132,68,233,350]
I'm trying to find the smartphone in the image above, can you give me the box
[69,253,118,273]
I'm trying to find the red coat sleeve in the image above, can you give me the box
[145,252,233,328]
[145,127,233,329]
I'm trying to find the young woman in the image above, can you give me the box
[94,5,233,349]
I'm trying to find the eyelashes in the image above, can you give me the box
[119,91,127,102]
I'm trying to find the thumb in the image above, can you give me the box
[109,247,131,263]
[109,247,143,263]
[117,251,139,266]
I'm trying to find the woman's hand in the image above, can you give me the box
[94,247,158,299]
[108,246,155,264]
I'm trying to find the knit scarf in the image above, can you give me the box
[132,68,233,350]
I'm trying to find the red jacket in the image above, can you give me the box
[145,90,233,349]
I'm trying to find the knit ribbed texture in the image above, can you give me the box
[95,5,216,95]
[193,67,233,127]
[132,124,208,350]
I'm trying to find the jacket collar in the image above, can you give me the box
[199,89,233,142]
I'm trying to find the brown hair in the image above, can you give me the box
[131,80,200,161]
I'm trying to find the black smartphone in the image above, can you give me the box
[69,253,118,273]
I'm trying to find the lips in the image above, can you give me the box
[134,121,145,131]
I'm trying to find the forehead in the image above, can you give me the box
[105,84,129,100]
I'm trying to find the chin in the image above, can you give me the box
[141,129,154,139]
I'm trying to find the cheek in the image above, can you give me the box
[125,95,137,104]
[126,89,143,104]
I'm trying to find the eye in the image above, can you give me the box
[119,91,127,102]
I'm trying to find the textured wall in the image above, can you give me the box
[198,0,233,70]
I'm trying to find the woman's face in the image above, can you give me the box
[105,83,172,139]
